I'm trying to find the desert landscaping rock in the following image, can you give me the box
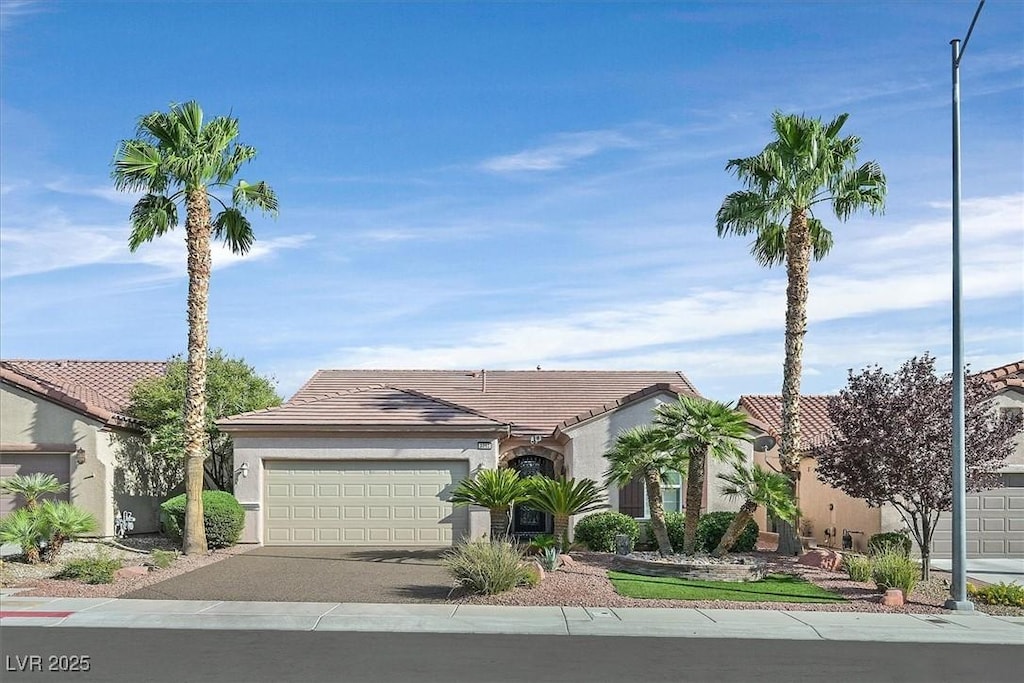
[611,553,766,582]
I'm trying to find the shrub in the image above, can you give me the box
[665,511,686,551]
[0,508,45,564]
[522,563,542,588]
[526,534,556,554]
[870,547,919,596]
[573,511,640,552]
[442,540,532,595]
[150,549,178,569]
[59,550,122,585]
[868,532,912,558]
[968,582,1024,608]
[160,490,245,549]
[843,554,873,582]
[696,511,758,553]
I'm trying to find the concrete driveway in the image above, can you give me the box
[124,546,455,603]
[930,558,1024,586]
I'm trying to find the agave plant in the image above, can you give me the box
[38,501,99,563]
[523,476,607,550]
[0,473,68,511]
[0,508,46,564]
[449,468,530,540]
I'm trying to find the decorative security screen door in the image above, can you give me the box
[510,455,554,534]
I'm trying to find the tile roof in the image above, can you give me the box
[981,360,1024,392]
[0,359,166,427]
[737,394,836,449]
[220,385,509,430]
[283,369,700,434]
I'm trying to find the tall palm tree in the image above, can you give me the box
[715,111,886,554]
[113,101,278,555]
[450,468,529,540]
[712,462,798,557]
[523,476,606,550]
[654,397,748,555]
[603,425,681,556]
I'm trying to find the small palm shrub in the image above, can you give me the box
[59,549,122,585]
[0,508,45,564]
[968,582,1024,607]
[868,532,912,558]
[38,501,98,562]
[0,473,68,510]
[442,540,532,595]
[526,534,556,554]
[160,491,245,549]
[696,511,758,553]
[871,547,919,596]
[573,511,639,552]
[843,554,873,582]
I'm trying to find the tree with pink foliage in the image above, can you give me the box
[813,354,1021,580]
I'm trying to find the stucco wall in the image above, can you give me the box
[991,388,1024,471]
[231,432,501,544]
[1,383,165,536]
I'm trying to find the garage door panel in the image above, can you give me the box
[931,482,1024,559]
[264,460,468,546]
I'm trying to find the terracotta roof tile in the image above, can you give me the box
[737,394,835,449]
[0,359,166,426]
[220,385,508,429]
[981,360,1024,392]
[287,369,700,434]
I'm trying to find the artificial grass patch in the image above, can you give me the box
[609,571,846,603]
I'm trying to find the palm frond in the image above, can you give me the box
[232,179,279,216]
[602,424,678,486]
[213,208,255,254]
[807,217,834,261]
[523,476,607,517]
[449,468,528,509]
[128,194,179,251]
[112,141,164,191]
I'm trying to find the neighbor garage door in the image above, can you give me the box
[0,453,71,516]
[263,460,469,546]
[932,474,1024,558]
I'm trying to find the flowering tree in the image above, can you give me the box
[813,354,1021,579]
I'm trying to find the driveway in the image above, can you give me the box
[930,558,1024,586]
[124,546,454,603]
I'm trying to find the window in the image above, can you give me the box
[642,471,683,517]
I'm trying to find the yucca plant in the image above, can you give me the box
[713,462,797,557]
[523,476,606,550]
[449,468,530,540]
[0,473,68,511]
[38,501,99,562]
[0,508,46,564]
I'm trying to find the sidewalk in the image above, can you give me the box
[2,592,1021,644]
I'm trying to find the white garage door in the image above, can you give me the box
[263,460,468,546]
[932,474,1024,558]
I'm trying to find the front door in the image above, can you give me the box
[510,455,554,535]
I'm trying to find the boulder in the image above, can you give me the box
[115,565,150,581]
[796,549,843,572]
[558,554,575,568]
[881,589,904,607]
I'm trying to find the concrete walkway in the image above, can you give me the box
[1,593,1020,644]
[930,559,1024,587]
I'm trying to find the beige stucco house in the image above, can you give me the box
[0,360,170,536]
[739,360,1024,559]
[220,370,762,547]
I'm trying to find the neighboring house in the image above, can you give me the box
[739,360,1024,559]
[220,370,762,547]
[738,395,902,553]
[0,359,169,535]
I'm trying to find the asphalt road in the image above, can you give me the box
[124,546,453,602]
[2,628,1020,683]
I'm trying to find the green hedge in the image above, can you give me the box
[574,511,639,552]
[160,490,244,549]
[868,532,912,557]
[697,511,759,553]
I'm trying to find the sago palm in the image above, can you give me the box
[449,468,529,540]
[523,476,606,550]
[715,111,885,554]
[38,501,99,563]
[655,396,747,554]
[603,425,681,556]
[0,473,68,511]
[712,463,798,557]
[113,101,277,554]
[0,508,46,564]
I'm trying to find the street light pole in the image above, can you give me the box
[945,0,985,613]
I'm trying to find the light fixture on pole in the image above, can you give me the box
[945,0,985,613]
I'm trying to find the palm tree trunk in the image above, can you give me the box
[182,189,212,555]
[778,207,811,557]
[489,508,510,540]
[713,502,758,557]
[553,514,569,549]
[644,469,673,556]
[682,450,705,554]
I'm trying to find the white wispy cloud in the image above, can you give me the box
[0,0,47,31]
[479,129,638,173]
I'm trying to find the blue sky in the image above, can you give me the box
[1,1,1021,401]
